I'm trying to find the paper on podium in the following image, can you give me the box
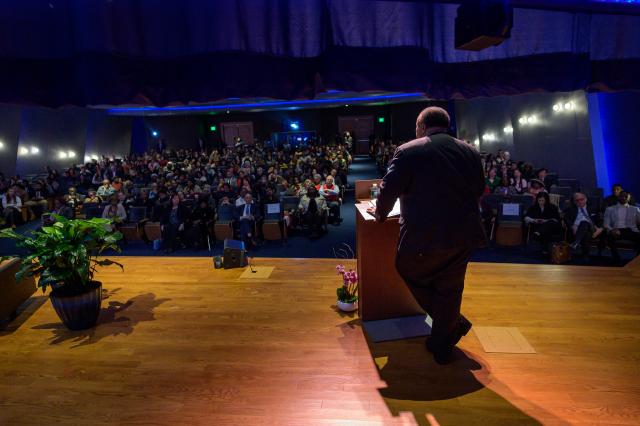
[371,198,401,217]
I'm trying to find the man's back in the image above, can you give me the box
[377,133,485,251]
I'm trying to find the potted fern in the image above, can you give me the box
[0,215,123,330]
[335,264,358,312]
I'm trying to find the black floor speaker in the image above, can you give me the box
[223,239,247,269]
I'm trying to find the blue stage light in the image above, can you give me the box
[290,122,299,130]
[107,92,426,114]
[152,130,158,137]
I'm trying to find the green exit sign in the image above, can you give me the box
[210,125,217,132]
[377,117,385,123]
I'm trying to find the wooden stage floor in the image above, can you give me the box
[1,257,639,425]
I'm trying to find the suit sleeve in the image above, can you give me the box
[376,147,410,222]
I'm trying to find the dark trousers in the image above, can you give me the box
[239,218,255,246]
[573,221,593,255]
[3,208,22,227]
[531,221,562,248]
[607,228,640,258]
[395,247,472,349]
[163,223,181,250]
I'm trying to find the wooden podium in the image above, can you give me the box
[355,181,424,321]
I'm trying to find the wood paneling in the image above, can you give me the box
[1,257,639,425]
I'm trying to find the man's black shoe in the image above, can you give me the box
[425,337,453,365]
[452,315,472,346]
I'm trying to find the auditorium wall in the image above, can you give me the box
[0,105,22,177]
[0,105,132,176]
[144,100,447,151]
[587,91,640,198]
[455,91,597,190]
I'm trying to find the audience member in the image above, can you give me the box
[603,191,640,262]
[2,187,22,228]
[524,192,562,251]
[564,192,603,260]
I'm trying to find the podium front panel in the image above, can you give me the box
[356,203,424,321]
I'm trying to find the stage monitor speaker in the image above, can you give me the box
[223,239,247,269]
[455,1,513,51]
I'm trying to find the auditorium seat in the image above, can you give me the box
[119,206,149,242]
[557,178,580,192]
[262,203,286,244]
[550,185,574,199]
[214,204,235,242]
[143,222,163,242]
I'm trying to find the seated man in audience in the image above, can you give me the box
[524,192,562,253]
[603,183,636,212]
[603,191,640,262]
[298,185,327,238]
[564,192,603,260]
[318,175,341,224]
[235,192,260,249]
[65,186,83,209]
[160,194,189,254]
[151,189,171,222]
[49,197,75,221]
[97,179,115,201]
[25,180,49,219]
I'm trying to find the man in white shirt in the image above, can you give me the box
[604,192,640,261]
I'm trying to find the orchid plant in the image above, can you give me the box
[335,264,358,303]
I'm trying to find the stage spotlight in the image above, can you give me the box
[58,151,67,159]
[564,102,574,110]
[289,122,299,130]
[0,141,4,149]
[19,147,29,155]
[152,130,158,137]
[553,104,561,112]
[68,150,76,158]
[503,126,513,133]
[473,138,480,146]
[482,133,496,141]
[30,146,39,154]
[519,116,527,125]
[527,115,536,124]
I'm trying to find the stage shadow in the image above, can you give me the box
[367,336,545,426]
[32,291,170,348]
[0,295,48,335]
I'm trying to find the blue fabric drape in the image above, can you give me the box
[0,0,638,106]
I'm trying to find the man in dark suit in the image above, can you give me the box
[563,192,603,261]
[235,193,261,249]
[368,107,485,364]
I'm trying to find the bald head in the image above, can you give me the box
[416,107,450,138]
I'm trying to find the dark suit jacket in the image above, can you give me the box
[160,205,189,226]
[524,204,561,222]
[376,133,485,252]
[234,203,262,221]
[563,205,600,229]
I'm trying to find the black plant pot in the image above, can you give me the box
[50,281,102,330]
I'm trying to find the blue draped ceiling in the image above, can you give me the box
[1,0,639,107]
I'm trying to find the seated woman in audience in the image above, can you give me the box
[509,169,528,195]
[188,198,215,249]
[102,195,127,227]
[524,192,562,252]
[298,186,327,238]
[83,190,101,204]
[2,187,22,229]
[485,168,501,193]
[494,177,512,195]
[161,194,189,253]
